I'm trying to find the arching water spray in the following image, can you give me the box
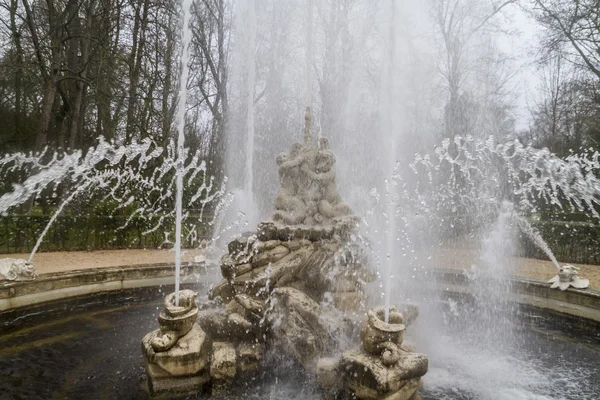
[174,0,194,306]
[510,209,561,270]
[28,182,91,262]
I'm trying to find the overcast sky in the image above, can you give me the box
[498,4,543,131]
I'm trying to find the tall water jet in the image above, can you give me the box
[173,0,194,306]
[382,0,398,323]
[244,0,257,201]
[305,0,313,141]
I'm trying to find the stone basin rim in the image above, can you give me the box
[1,264,600,321]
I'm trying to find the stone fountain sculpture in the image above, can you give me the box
[0,258,37,281]
[548,264,590,291]
[142,130,428,399]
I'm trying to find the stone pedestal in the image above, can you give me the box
[142,324,212,396]
[339,350,428,400]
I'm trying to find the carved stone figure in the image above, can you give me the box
[143,134,427,399]
[548,264,590,291]
[0,258,37,281]
[150,290,199,352]
[272,143,308,225]
[271,138,353,226]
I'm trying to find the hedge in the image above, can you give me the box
[519,220,600,265]
[0,214,212,254]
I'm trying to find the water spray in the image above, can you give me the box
[174,0,194,306]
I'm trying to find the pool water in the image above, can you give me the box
[1,291,599,399]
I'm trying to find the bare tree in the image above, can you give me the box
[430,0,517,138]
[534,0,600,80]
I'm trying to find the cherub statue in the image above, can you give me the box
[272,143,308,225]
[300,141,353,222]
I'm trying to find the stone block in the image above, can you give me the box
[147,369,210,397]
[382,379,421,400]
[142,324,211,377]
[210,342,237,381]
[340,349,428,399]
[251,245,290,267]
[208,278,235,303]
[237,342,264,373]
[333,291,361,311]
[316,357,340,388]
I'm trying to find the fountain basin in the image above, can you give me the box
[0,262,214,313]
[1,274,599,400]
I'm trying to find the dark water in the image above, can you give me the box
[1,292,599,400]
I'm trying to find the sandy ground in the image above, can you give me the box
[2,248,206,275]
[420,247,600,289]
[1,247,599,288]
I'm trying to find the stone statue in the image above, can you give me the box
[548,264,589,291]
[149,290,199,352]
[142,133,428,399]
[0,258,37,281]
[272,143,308,225]
[271,137,353,226]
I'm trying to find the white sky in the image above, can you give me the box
[497,4,544,131]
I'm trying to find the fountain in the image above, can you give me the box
[4,1,600,399]
[141,123,429,398]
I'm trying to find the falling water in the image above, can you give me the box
[245,0,257,196]
[174,0,194,306]
[305,0,313,131]
[383,0,398,323]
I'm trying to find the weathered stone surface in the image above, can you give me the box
[149,290,199,352]
[209,278,235,303]
[0,258,37,281]
[142,324,211,377]
[257,221,279,241]
[361,307,405,356]
[340,349,428,399]
[254,239,282,252]
[197,309,230,339]
[267,287,332,367]
[220,262,252,281]
[396,303,419,327]
[227,232,255,255]
[333,276,359,292]
[251,245,290,267]
[210,342,237,381]
[270,246,315,283]
[220,254,237,280]
[197,309,258,342]
[407,391,422,400]
[316,357,341,388]
[282,239,312,251]
[382,379,421,400]
[237,343,264,373]
[147,370,210,397]
[333,291,361,311]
